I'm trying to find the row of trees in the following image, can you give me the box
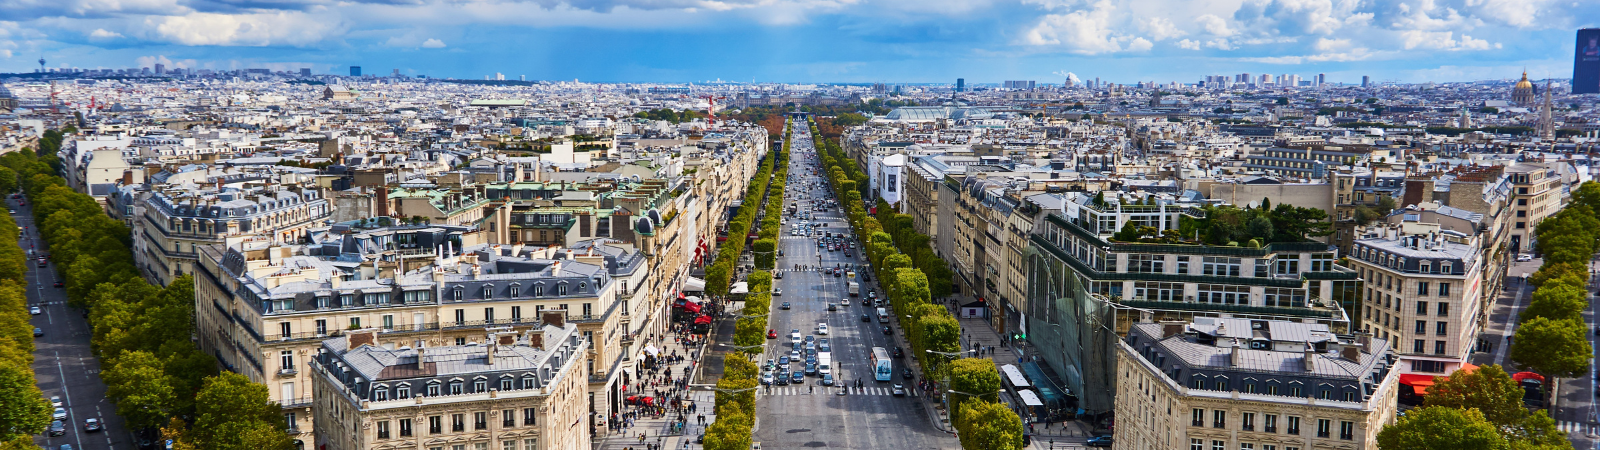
[2,132,293,449]
[703,119,787,298]
[0,175,52,447]
[1376,364,1569,449]
[810,118,1021,449]
[1508,181,1600,379]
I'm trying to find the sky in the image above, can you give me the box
[0,0,1597,84]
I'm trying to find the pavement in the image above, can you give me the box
[13,196,136,450]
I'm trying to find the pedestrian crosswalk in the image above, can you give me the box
[758,386,916,397]
[1556,420,1593,435]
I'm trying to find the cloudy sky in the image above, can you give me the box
[0,0,1595,83]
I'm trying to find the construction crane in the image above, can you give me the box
[700,94,726,127]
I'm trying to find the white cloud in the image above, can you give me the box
[88,28,122,39]
[1138,16,1182,41]
[421,38,445,47]
[144,11,343,46]
[1399,30,1492,51]
[1125,36,1152,51]
[1177,38,1200,50]
[1022,0,1152,54]
[1195,14,1234,37]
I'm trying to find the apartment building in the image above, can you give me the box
[1504,162,1564,252]
[138,181,332,286]
[1113,319,1400,450]
[309,323,589,450]
[1344,226,1482,374]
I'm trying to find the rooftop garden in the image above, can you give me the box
[1105,195,1333,247]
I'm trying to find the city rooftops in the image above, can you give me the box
[1126,317,1394,392]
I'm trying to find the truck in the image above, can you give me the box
[818,353,832,376]
[848,282,860,297]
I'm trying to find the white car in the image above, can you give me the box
[773,288,782,296]
[52,407,66,420]
[49,395,61,408]
[29,306,40,315]
[1516,254,1533,262]
[790,333,802,345]
[816,323,829,335]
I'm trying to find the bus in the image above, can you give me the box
[870,347,892,381]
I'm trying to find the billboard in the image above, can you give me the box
[1577,28,1600,94]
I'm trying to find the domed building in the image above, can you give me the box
[0,84,16,112]
[1512,71,1536,106]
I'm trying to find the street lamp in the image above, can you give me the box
[926,349,964,417]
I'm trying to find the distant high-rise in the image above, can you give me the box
[1003,80,1036,90]
[1575,28,1600,94]
[153,63,165,75]
[1361,75,1370,87]
[349,66,361,77]
[495,73,505,81]
[520,75,527,81]
[1316,73,1326,86]
[1258,74,1271,86]
[300,68,311,77]
[392,68,400,77]
[956,78,965,92]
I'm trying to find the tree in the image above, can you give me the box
[1245,216,1275,242]
[956,400,1025,450]
[102,351,177,430]
[1424,365,1527,431]
[0,365,50,440]
[948,358,1002,424]
[182,372,293,450]
[1511,317,1593,378]
[1376,406,1509,450]
[704,262,731,298]
[1523,283,1587,322]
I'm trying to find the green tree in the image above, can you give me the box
[183,372,293,450]
[1511,317,1593,378]
[1424,365,1528,431]
[948,358,1002,425]
[1523,283,1588,322]
[102,351,177,430]
[955,400,1025,450]
[705,262,731,298]
[1376,406,1509,450]
[0,365,50,440]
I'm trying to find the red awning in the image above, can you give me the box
[676,301,702,313]
[1399,374,1438,394]
[1513,371,1546,383]
[694,315,713,325]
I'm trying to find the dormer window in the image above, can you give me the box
[426,382,440,397]
[373,387,389,401]
[557,283,568,296]
[482,285,494,299]
[521,376,535,389]
[500,377,513,391]
[473,379,487,392]
[396,385,410,399]
[533,284,545,297]
[510,286,520,298]
[449,381,463,395]
[1441,262,1452,274]
[578,282,587,292]
[453,287,464,301]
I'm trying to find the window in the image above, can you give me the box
[522,377,535,389]
[455,309,465,325]
[485,308,495,324]
[1416,282,1429,296]
[1419,261,1431,273]
[1287,416,1301,435]
[1437,302,1449,316]
[1241,444,1254,450]
[339,294,353,307]
[349,317,360,329]
[1192,408,1205,427]
[1213,440,1227,450]
[1435,340,1447,355]
[1177,256,1191,274]
[510,286,520,298]
[1242,412,1256,431]
[1192,439,1204,450]
[315,320,327,335]
[1265,414,1278,433]
[1415,320,1426,334]
[382,314,393,330]
[500,378,513,391]
[1128,254,1165,273]
[316,296,329,309]
[523,439,537,450]
[512,306,522,322]
[557,283,568,296]
[483,286,493,299]
[1317,419,1331,438]
[503,409,515,427]
[373,388,388,401]
[1414,339,1425,353]
[533,284,544,297]
[1439,282,1450,296]
[1436,321,1448,336]
[523,407,538,426]
[474,379,487,392]
[429,416,442,434]
[450,381,463,395]
[474,412,487,430]
[378,421,391,439]
[452,414,465,432]
[400,418,413,437]
[279,322,291,338]
[280,351,293,372]
[1213,410,1227,428]
[503,441,517,450]
[1340,421,1354,440]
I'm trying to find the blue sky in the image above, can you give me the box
[0,0,1597,84]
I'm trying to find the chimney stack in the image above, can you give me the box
[486,334,497,366]
[1303,346,1317,372]
[416,346,426,370]
[1229,342,1242,366]
[542,311,565,328]
[1341,345,1362,363]
[1162,323,1184,339]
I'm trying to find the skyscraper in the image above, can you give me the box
[1361,75,1370,87]
[1575,28,1600,94]
[300,68,312,77]
[154,64,165,75]
[350,66,362,77]
[392,68,400,77]
[956,78,965,92]
[1316,73,1326,87]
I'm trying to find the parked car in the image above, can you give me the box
[29,306,40,315]
[1517,254,1533,262]
[49,396,61,408]
[767,329,777,339]
[33,328,42,337]
[52,407,67,420]
[48,420,64,436]
[1086,436,1114,447]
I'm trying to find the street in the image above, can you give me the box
[15,195,134,450]
[749,121,958,449]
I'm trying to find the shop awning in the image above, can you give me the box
[643,344,660,356]
[1017,389,1045,406]
[675,301,702,313]
[730,282,749,295]
[1399,374,1438,394]
[694,315,713,325]
[684,277,707,292]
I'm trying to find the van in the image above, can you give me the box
[876,308,889,323]
[817,353,832,376]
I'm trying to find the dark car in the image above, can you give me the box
[827,304,837,312]
[53,280,63,288]
[902,368,914,380]
[778,355,790,366]
[774,271,783,279]
[833,270,841,278]
[893,347,904,358]
[882,325,893,335]
[48,420,65,436]
[805,362,818,375]
[820,373,835,386]
[860,314,870,322]
[775,373,789,386]
[781,302,791,310]
[1086,436,1114,447]
[83,418,102,432]
[790,371,805,383]
[33,327,42,337]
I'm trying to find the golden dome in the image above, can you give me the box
[1515,71,1533,89]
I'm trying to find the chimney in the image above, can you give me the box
[542,311,565,328]
[526,330,544,349]
[1303,346,1317,372]
[122,170,134,186]
[1229,342,1242,366]
[415,346,426,370]
[376,187,390,217]
[550,261,562,277]
[1341,346,1362,363]
[486,335,497,366]
[347,329,377,349]
[1162,323,1184,339]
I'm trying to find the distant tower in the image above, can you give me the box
[1539,79,1555,140]
[1361,75,1370,87]
[349,66,362,77]
[37,57,45,73]
[1458,108,1472,128]
[1512,71,1535,106]
[956,78,965,92]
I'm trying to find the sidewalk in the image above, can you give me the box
[594,325,718,450]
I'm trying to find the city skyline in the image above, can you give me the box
[1,0,1598,84]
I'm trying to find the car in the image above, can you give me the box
[805,335,816,343]
[53,280,63,288]
[33,328,42,337]
[817,323,829,335]
[827,304,837,312]
[83,418,101,432]
[52,407,66,420]
[773,288,782,296]
[29,306,40,315]
[867,290,877,298]
[780,302,791,310]
[861,314,871,322]
[763,359,775,371]
[834,270,842,278]
[840,298,849,306]
[790,332,802,344]
[767,329,777,339]
[805,362,818,375]
[1517,254,1534,262]
[778,355,790,366]
[775,374,789,386]
[820,373,835,386]
[844,251,851,258]
[774,271,783,279]
[883,325,893,335]
[58,445,71,450]
[761,372,774,385]
[49,395,61,408]
[893,347,904,358]
[902,368,914,380]
[48,420,64,436]
[819,339,831,352]
[790,371,805,383]
[1086,436,1114,447]
[892,384,906,397]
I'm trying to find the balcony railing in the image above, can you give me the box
[278,396,314,408]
